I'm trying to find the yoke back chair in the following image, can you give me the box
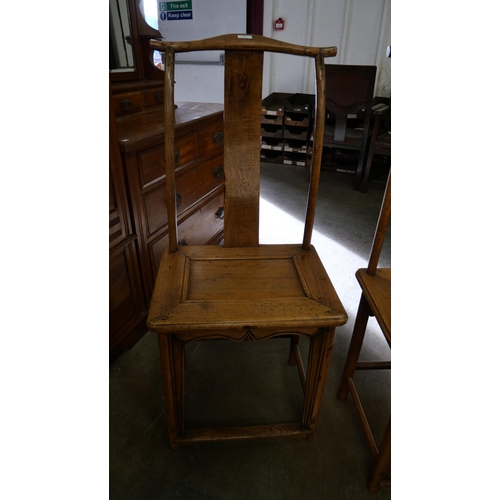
[337,171,391,492]
[147,34,348,449]
[323,64,376,190]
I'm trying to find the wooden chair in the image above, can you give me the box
[360,102,391,193]
[147,34,348,449]
[337,171,391,492]
[323,64,376,190]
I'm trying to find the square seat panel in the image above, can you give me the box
[147,244,347,336]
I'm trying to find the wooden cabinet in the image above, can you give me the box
[109,101,147,359]
[110,102,225,358]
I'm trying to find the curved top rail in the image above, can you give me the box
[150,33,337,58]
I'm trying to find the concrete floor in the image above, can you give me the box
[110,163,391,499]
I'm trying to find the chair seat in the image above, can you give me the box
[355,268,391,344]
[148,244,347,338]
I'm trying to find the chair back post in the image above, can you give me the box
[163,46,179,253]
[150,35,337,252]
[223,48,263,247]
[367,170,391,275]
[302,51,326,250]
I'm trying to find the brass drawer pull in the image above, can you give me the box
[213,131,223,147]
[213,165,224,180]
[120,99,132,110]
[215,207,224,219]
[155,92,163,103]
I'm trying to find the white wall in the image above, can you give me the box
[171,0,391,103]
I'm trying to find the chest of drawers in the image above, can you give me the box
[111,102,225,358]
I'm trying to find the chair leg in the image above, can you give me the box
[368,416,391,493]
[360,115,380,194]
[360,148,375,194]
[337,294,371,400]
[158,334,185,450]
[302,327,336,439]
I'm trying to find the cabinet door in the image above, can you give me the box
[109,241,146,354]
[109,92,147,359]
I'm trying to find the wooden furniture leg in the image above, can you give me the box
[337,295,370,400]
[302,327,336,439]
[158,335,186,449]
[368,417,391,493]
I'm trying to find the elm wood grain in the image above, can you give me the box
[148,34,344,448]
[223,50,263,247]
[150,34,337,58]
[148,245,346,334]
[337,172,391,493]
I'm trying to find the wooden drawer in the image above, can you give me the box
[175,155,224,216]
[149,189,224,276]
[113,91,143,116]
[143,154,223,237]
[143,88,164,108]
[261,123,283,138]
[177,189,225,247]
[198,122,224,158]
[283,127,309,141]
[261,114,283,125]
[138,134,196,189]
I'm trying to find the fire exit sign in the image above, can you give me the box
[159,1,193,11]
[159,1,193,20]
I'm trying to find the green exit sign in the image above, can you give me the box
[159,1,192,11]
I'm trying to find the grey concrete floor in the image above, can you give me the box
[110,163,391,500]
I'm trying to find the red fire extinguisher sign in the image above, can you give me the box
[275,18,284,30]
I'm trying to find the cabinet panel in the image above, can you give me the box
[113,91,143,116]
[138,133,196,188]
[143,183,169,237]
[198,122,224,158]
[143,156,224,240]
[109,242,146,353]
[109,170,126,246]
[177,188,225,246]
[143,88,164,108]
[175,155,224,216]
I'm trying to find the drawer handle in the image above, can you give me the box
[215,207,224,219]
[155,92,163,103]
[174,151,180,166]
[175,193,182,208]
[213,131,224,147]
[178,239,188,246]
[120,99,132,110]
[213,165,224,181]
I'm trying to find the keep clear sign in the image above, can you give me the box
[159,1,193,21]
